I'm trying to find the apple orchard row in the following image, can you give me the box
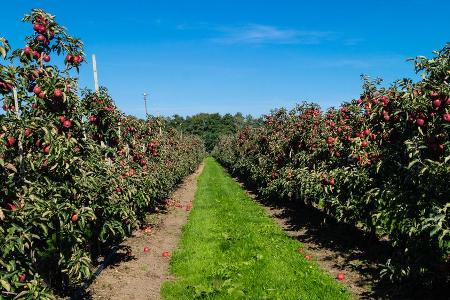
[214,45,450,286]
[0,9,205,298]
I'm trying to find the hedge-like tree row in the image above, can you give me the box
[0,10,205,298]
[214,44,450,288]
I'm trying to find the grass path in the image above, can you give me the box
[161,158,349,299]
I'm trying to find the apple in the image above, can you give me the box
[6,136,16,147]
[18,274,26,283]
[162,251,170,257]
[33,86,41,95]
[361,141,369,148]
[71,214,78,222]
[53,89,62,98]
[59,116,66,123]
[305,255,312,260]
[63,120,72,128]
[36,35,46,42]
[7,203,17,210]
[89,115,97,123]
[32,50,40,60]
[329,178,336,186]
[336,272,345,281]
[433,99,442,108]
[363,129,370,136]
[443,113,450,122]
[416,118,425,126]
[144,247,150,252]
[24,128,32,137]
[38,92,45,99]
[43,55,50,62]
[32,103,38,109]
[24,47,31,55]
[65,54,72,62]
[383,114,390,121]
[43,145,50,154]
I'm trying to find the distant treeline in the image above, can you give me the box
[165,113,261,151]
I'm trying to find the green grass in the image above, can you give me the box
[161,157,350,300]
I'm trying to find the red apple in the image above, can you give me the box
[71,214,78,222]
[416,118,425,126]
[432,99,442,108]
[43,55,50,62]
[162,251,170,257]
[33,86,41,95]
[53,89,62,98]
[36,35,46,42]
[38,92,45,99]
[32,50,40,60]
[443,113,450,122]
[336,272,345,281]
[361,141,369,148]
[65,54,72,62]
[59,116,66,123]
[24,128,32,137]
[18,274,26,283]
[24,47,31,55]
[329,178,336,186]
[89,115,97,123]
[143,247,150,253]
[63,120,72,128]
[43,145,50,154]
[6,136,16,147]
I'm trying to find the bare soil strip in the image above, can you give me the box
[239,183,385,300]
[88,164,204,300]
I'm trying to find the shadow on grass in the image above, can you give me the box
[230,171,447,300]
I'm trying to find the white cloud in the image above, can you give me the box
[211,24,333,45]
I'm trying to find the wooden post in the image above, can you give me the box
[92,54,99,93]
[143,92,148,117]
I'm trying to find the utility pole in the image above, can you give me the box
[143,92,148,117]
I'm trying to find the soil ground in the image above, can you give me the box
[237,181,386,300]
[87,164,204,300]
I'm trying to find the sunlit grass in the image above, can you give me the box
[161,157,349,299]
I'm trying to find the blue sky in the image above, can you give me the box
[2,1,449,117]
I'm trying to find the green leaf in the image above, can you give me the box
[0,278,11,291]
